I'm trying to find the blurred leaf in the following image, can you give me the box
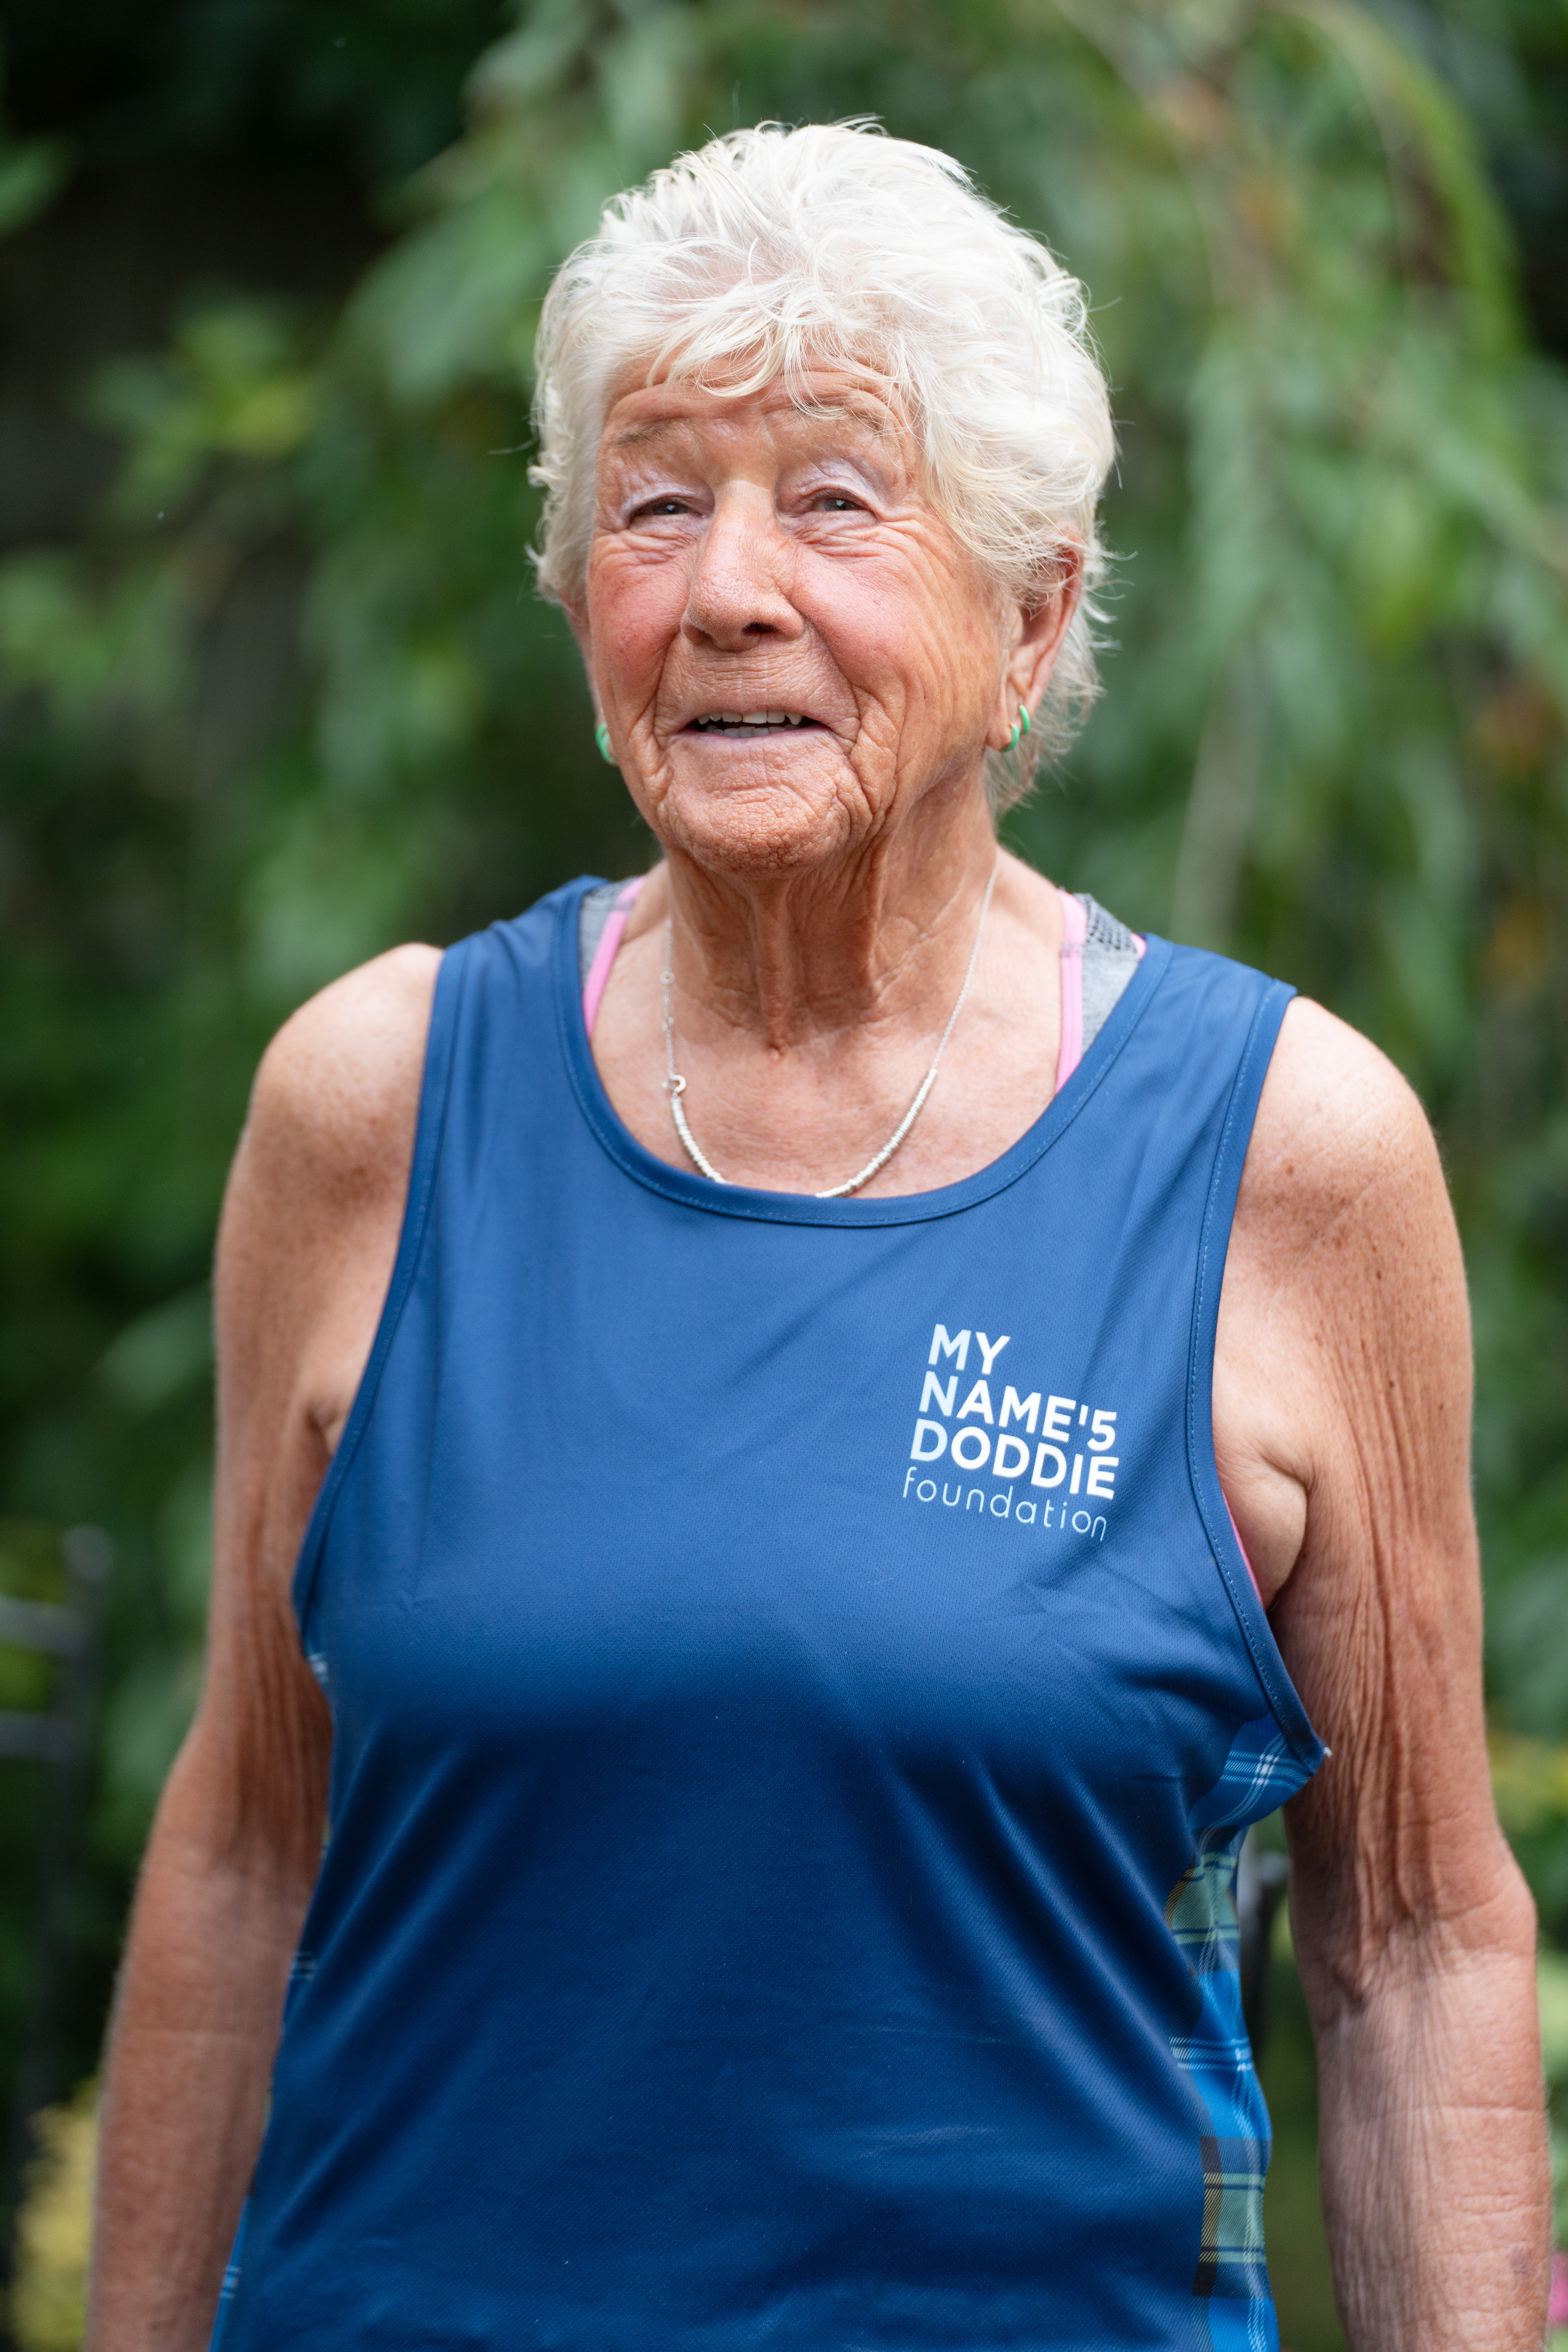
[1494,1726,1568,1840]
[97,1289,212,1418]
[0,135,71,239]
[10,2079,95,2352]
[1541,1949,1568,2085]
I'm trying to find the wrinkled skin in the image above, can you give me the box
[88,364,1546,2352]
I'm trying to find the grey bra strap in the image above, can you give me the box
[578,879,629,990]
[1076,894,1142,1058]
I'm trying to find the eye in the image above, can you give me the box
[814,492,867,513]
[628,496,693,522]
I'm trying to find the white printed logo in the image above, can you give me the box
[900,1323,1118,1539]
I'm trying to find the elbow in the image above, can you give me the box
[1301,1838,1539,2027]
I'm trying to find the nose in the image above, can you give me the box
[681,487,805,651]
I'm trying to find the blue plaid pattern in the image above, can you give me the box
[1166,1718,1314,2352]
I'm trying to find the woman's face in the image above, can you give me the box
[572,361,1074,878]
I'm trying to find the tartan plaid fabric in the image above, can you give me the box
[1167,1718,1313,2352]
[1195,2133,1270,2298]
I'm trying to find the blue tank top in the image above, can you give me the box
[214,876,1324,2352]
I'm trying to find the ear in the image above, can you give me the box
[563,599,597,713]
[987,543,1086,749]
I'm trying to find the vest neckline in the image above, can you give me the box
[552,876,1170,1229]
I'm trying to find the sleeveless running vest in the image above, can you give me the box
[214,876,1325,2352]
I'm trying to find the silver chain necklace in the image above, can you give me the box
[661,862,999,1201]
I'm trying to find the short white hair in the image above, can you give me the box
[530,121,1115,807]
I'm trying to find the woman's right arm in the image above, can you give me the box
[87,944,440,2352]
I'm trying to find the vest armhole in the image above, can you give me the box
[290,936,472,1639]
[1184,977,1326,1767]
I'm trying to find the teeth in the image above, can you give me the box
[695,711,808,729]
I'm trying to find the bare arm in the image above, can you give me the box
[1216,999,1548,2350]
[87,944,440,2352]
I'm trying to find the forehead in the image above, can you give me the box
[597,361,914,465]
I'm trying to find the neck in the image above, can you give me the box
[659,779,1001,1058]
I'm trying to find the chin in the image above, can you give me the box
[652,756,872,878]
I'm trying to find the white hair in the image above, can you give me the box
[530,121,1115,807]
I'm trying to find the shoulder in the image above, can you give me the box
[1217,991,1470,1569]
[215,944,443,1447]
[1215,995,1467,1596]
[1240,994,1449,1259]
[240,944,443,1212]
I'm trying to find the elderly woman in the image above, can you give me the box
[91,125,1543,2352]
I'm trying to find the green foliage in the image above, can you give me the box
[1,2,1567,2286]
[5,0,510,188]
[8,2077,94,2352]
[0,138,70,239]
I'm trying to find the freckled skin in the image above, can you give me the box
[87,367,1546,2351]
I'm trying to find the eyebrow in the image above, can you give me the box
[605,418,676,453]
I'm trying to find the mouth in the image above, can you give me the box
[684,711,825,738]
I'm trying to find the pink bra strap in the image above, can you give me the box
[583,877,645,1039]
[1055,887,1087,1093]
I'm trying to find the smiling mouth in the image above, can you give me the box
[687,711,823,737]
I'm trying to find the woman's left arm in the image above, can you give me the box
[1215,998,1549,2352]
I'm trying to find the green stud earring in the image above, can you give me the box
[594,720,616,766]
[1005,703,1032,753]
